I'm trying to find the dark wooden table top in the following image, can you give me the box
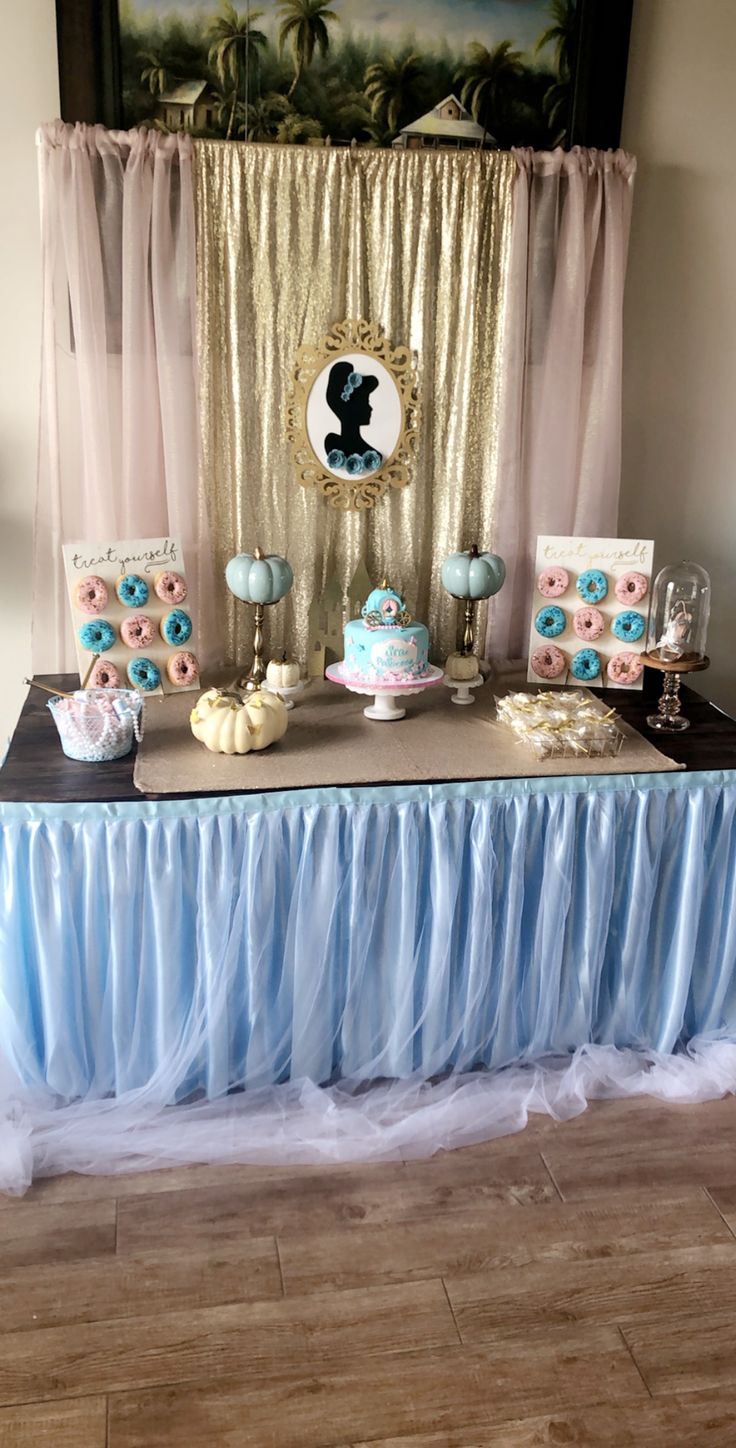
[1,674,735,806]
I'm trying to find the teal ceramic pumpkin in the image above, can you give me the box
[441,546,506,600]
[225,551,294,605]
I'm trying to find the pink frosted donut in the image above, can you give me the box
[155,570,188,605]
[537,566,569,598]
[121,614,155,650]
[531,643,567,680]
[573,606,605,641]
[615,571,648,605]
[75,575,108,615]
[166,650,199,687]
[607,651,644,685]
[88,660,120,689]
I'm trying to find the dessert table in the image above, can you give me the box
[1,674,736,1190]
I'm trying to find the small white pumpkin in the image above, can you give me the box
[190,688,288,755]
[445,651,480,682]
[266,653,300,689]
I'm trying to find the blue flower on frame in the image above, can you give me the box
[346,453,365,475]
[327,448,346,469]
[340,371,363,402]
[363,449,382,471]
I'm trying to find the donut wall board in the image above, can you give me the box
[528,536,654,691]
[62,537,199,695]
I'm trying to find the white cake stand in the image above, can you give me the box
[443,673,484,706]
[262,679,307,711]
[326,663,444,721]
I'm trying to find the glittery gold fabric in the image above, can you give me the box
[195,141,514,667]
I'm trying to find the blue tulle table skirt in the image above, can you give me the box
[2,770,736,1105]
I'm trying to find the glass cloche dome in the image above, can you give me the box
[646,561,710,664]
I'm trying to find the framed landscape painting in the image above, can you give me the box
[56,0,632,152]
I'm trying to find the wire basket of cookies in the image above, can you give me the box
[497,690,624,761]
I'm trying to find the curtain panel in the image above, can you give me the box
[490,146,637,659]
[33,126,635,673]
[34,121,213,672]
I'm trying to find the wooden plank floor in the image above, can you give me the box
[3,1097,736,1446]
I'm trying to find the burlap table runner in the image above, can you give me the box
[133,677,683,797]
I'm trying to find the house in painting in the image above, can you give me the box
[393,95,496,151]
[156,80,216,133]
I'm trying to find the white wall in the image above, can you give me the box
[621,0,736,714]
[0,1,58,742]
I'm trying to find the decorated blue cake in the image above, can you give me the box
[343,583,430,685]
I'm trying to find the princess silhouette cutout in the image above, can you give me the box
[324,361,383,475]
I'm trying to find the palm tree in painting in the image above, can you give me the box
[207,2,268,140]
[139,52,174,97]
[316,77,380,144]
[536,0,578,144]
[275,112,323,143]
[277,0,340,100]
[241,92,291,140]
[541,75,571,142]
[456,39,524,143]
[536,0,577,78]
[364,52,425,137]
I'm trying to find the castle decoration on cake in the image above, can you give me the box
[342,580,431,685]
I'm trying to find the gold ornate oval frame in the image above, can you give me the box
[286,319,419,511]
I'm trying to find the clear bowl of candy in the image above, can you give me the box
[48,688,144,762]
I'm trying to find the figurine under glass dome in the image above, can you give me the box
[642,561,711,731]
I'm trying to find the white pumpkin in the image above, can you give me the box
[266,654,300,689]
[190,688,288,755]
[445,651,480,681]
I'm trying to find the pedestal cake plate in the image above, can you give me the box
[326,663,444,721]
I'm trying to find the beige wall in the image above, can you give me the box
[0,1,59,741]
[621,0,736,714]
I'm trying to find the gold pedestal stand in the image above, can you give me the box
[641,651,710,733]
[460,598,477,658]
[236,602,267,694]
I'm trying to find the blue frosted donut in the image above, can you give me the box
[534,604,566,638]
[571,647,601,681]
[576,569,608,604]
[160,608,192,646]
[78,619,115,653]
[127,657,161,691]
[612,609,645,643]
[116,574,149,608]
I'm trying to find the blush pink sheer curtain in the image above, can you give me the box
[487,147,637,661]
[34,122,213,672]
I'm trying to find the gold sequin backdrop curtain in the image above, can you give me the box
[195,142,514,667]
